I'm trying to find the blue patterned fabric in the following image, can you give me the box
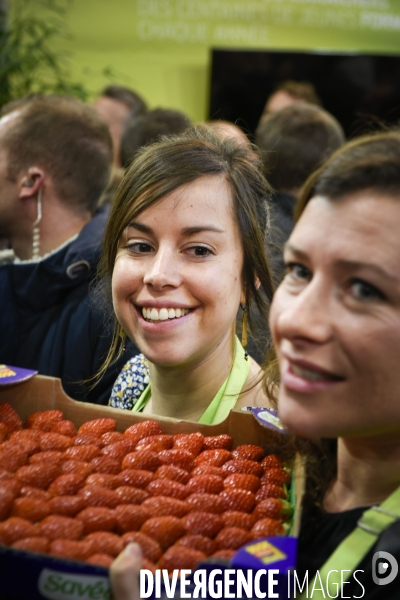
[109,354,150,410]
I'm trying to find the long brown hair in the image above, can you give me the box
[96,125,275,381]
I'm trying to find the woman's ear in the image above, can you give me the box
[255,276,261,290]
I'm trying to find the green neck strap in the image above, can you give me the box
[132,336,250,425]
[298,484,400,599]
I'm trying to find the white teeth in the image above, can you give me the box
[141,307,190,321]
[159,308,169,321]
[292,364,328,382]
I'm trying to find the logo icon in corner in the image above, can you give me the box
[372,551,398,586]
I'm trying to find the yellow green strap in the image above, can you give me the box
[298,485,400,599]
[132,336,250,425]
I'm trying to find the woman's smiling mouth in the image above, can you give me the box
[141,307,191,322]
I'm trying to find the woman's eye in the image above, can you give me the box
[187,246,213,257]
[350,279,385,301]
[285,262,311,281]
[125,242,153,254]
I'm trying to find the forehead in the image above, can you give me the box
[139,175,236,225]
[291,191,400,269]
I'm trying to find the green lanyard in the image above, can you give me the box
[299,485,400,599]
[131,336,250,425]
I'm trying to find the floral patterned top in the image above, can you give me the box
[109,354,150,410]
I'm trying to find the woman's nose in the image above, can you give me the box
[143,247,181,290]
[274,277,334,346]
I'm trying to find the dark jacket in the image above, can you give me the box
[0,207,137,405]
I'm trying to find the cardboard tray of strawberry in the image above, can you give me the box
[0,374,304,600]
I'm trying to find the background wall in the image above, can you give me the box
[46,0,400,121]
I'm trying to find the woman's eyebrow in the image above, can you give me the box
[126,221,152,233]
[181,225,225,235]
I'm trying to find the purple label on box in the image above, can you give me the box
[0,364,38,385]
[231,536,297,573]
[241,406,290,434]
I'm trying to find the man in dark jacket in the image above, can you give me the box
[0,95,137,404]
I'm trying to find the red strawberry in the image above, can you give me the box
[84,531,124,557]
[181,512,223,538]
[186,474,224,495]
[203,435,233,451]
[0,442,28,472]
[255,484,286,502]
[147,478,188,500]
[232,444,264,462]
[142,496,189,518]
[191,465,226,479]
[86,553,114,567]
[101,431,126,446]
[1,478,21,497]
[78,418,116,436]
[0,422,8,442]
[48,473,86,496]
[186,493,225,515]
[39,432,73,452]
[19,487,52,502]
[195,449,231,467]
[223,473,261,493]
[64,445,101,461]
[76,507,117,534]
[30,450,64,465]
[115,504,151,533]
[74,433,102,447]
[78,485,120,509]
[136,434,174,451]
[212,549,236,560]
[61,460,94,478]
[215,526,252,550]
[122,531,162,563]
[16,462,60,489]
[121,449,160,472]
[141,516,185,549]
[222,459,263,477]
[9,430,41,454]
[176,534,216,556]
[49,495,85,517]
[260,454,283,470]
[25,410,63,431]
[91,456,121,475]
[173,433,204,456]
[49,539,93,560]
[12,536,49,553]
[51,420,77,437]
[100,439,136,460]
[253,498,293,522]
[119,468,154,489]
[220,489,256,513]
[261,468,291,486]
[158,449,195,472]
[12,497,51,522]
[0,517,39,544]
[124,421,163,441]
[221,510,256,531]
[85,473,121,489]
[159,545,206,571]
[39,515,83,541]
[0,488,15,521]
[155,464,191,485]
[115,486,149,505]
[0,403,22,433]
[251,517,288,538]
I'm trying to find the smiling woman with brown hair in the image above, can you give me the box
[270,130,400,599]
[97,126,275,423]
